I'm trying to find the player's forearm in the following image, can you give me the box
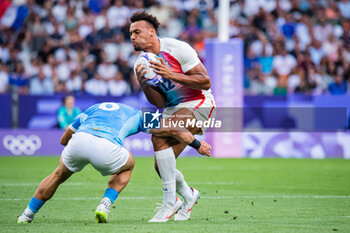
[150,128,194,145]
[150,127,210,156]
[171,130,195,145]
[168,73,211,90]
[140,84,166,108]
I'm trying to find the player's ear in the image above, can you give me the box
[149,28,156,37]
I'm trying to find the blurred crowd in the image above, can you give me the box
[0,0,349,96]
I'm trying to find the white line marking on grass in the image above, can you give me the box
[1,182,89,187]
[1,181,242,187]
[1,195,349,201]
[204,195,350,199]
[193,182,242,185]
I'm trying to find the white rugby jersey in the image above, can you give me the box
[135,37,212,107]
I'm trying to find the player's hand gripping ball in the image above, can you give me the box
[137,52,164,86]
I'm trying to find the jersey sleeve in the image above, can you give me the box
[177,41,201,73]
[68,113,87,132]
[119,111,144,140]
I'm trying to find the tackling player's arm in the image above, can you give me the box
[135,63,166,108]
[150,59,211,90]
[60,128,75,146]
[60,113,85,146]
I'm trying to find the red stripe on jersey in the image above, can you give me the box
[181,90,205,102]
[159,51,183,73]
[208,100,215,118]
[192,98,205,111]
[159,51,205,104]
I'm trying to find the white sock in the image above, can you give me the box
[155,147,176,207]
[176,169,193,202]
[99,197,111,211]
[24,207,35,219]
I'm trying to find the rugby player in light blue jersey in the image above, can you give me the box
[17,102,211,224]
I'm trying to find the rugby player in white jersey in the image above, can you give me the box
[130,11,216,222]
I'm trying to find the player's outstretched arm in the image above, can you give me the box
[150,128,211,156]
[60,128,75,146]
[135,64,166,108]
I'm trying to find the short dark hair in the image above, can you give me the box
[62,95,74,105]
[130,10,160,32]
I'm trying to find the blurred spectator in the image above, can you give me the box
[66,67,83,94]
[0,62,8,93]
[323,35,339,61]
[29,67,54,95]
[288,68,302,93]
[107,0,130,29]
[249,67,276,95]
[309,40,324,65]
[94,6,108,30]
[273,77,288,96]
[56,59,70,83]
[183,13,201,43]
[52,0,67,23]
[108,71,131,96]
[313,13,333,42]
[294,69,316,94]
[85,73,108,96]
[0,0,349,97]
[82,55,96,81]
[43,55,57,79]
[338,0,350,19]
[97,52,118,81]
[9,62,29,94]
[63,7,78,30]
[341,20,350,50]
[28,14,46,52]
[272,44,297,78]
[0,42,10,63]
[328,69,348,95]
[282,13,296,39]
[57,95,81,129]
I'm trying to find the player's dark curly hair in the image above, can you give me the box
[130,10,160,32]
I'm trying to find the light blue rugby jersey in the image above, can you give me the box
[68,102,144,146]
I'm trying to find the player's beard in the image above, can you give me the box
[134,46,142,51]
[132,43,142,51]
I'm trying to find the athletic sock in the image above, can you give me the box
[28,197,45,213]
[155,147,176,208]
[175,169,193,202]
[23,207,35,218]
[103,188,119,204]
[99,188,119,210]
[99,197,112,211]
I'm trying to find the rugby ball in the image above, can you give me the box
[137,52,164,86]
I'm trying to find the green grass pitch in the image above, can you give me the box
[0,156,349,233]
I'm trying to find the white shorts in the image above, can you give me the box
[162,93,216,134]
[61,132,130,176]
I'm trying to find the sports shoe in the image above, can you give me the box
[148,196,183,222]
[95,198,111,223]
[17,211,34,223]
[174,188,200,221]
